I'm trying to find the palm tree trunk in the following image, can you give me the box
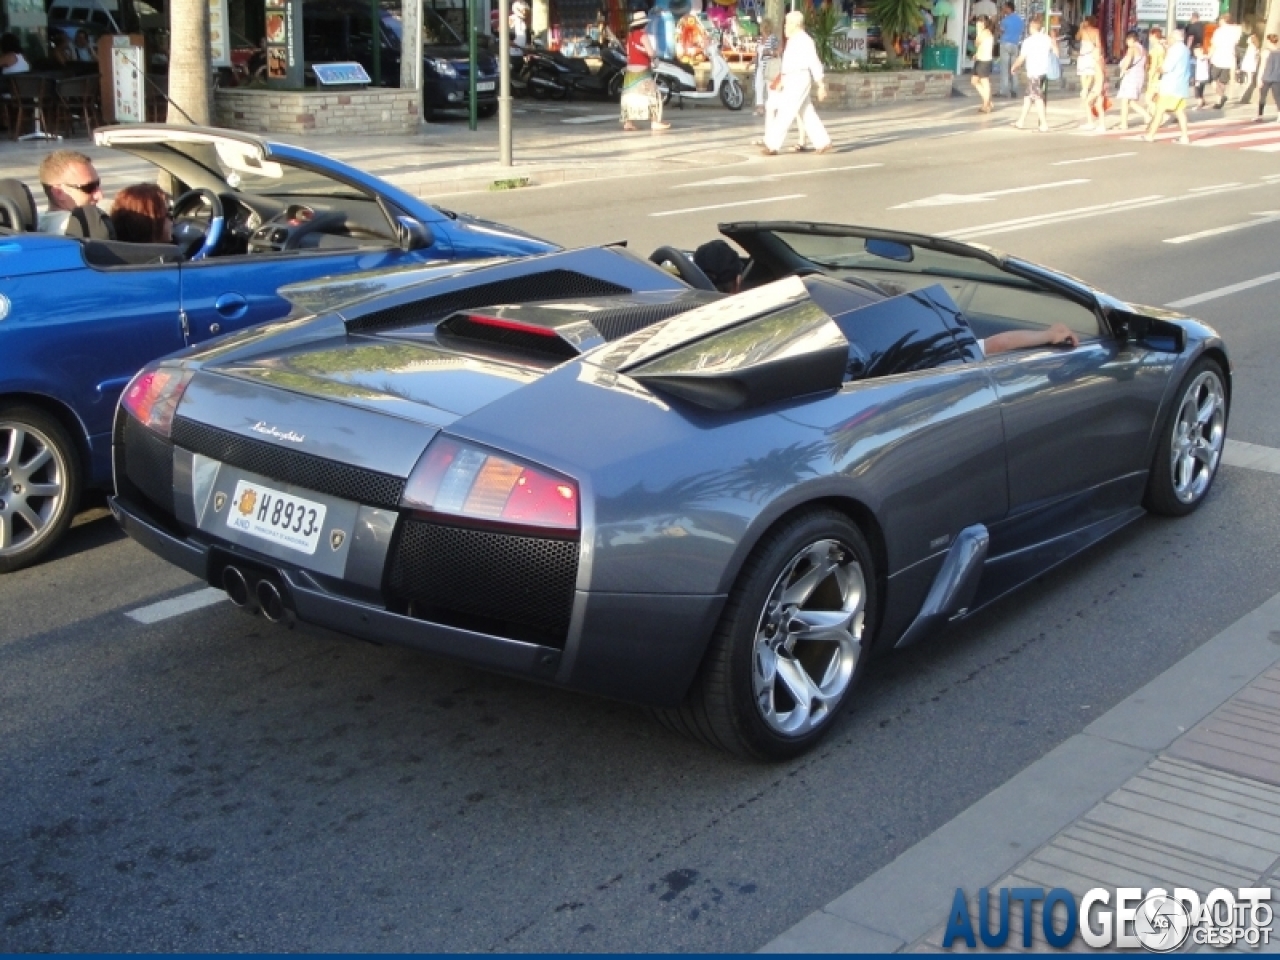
[168,0,212,125]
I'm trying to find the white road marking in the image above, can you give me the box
[1052,151,1137,165]
[928,130,968,138]
[1244,141,1280,152]
[1188,182,1242,192]
[673,163,881,189]
[1191,129,1280,147]
[561,115,618,124]
[1223,439,1280,476]
[892,179,1089,209]
[1164,271,1280,308]
[1260,173,1280,181]
[1164,211,1280,244]
[941,195,1168,240]
[649,194,806,217]
[126,587,226,624]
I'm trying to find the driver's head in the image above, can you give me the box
[38,150,102,213]
[693,239,745,294]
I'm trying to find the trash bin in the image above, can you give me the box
[922,44,958,71]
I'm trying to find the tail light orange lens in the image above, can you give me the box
[401,436,579,532]
[121,367,194,438]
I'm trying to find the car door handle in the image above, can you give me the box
[214,293,249,319]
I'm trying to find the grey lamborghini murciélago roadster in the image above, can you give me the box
[111,223,1230,759]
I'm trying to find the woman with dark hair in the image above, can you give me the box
[1,33,31,74]
[1115,30,1150,129]
[971,15,995,112]
[1076,16,1104,129]
[111,183,172,244]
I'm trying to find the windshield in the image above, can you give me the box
[773,231,1021,285]
[381,6,464,47]
[162,140,370,199]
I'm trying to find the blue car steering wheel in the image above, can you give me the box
[171,188,225,261]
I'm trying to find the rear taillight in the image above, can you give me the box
[401,436,579,533]
[121,366,194,438]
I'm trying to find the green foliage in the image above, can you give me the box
[804,1,843,70]
[868,0,923,64]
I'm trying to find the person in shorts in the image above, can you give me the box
[971,16,995,112]
[1207,14,1242,108]
[1012,16,1056,132]
[1146,27,1191,143]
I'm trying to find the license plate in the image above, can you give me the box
[477,81,495,91]
[225,479,327,555]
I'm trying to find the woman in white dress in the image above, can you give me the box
[1076,17,1105,129]
[1115,30,1150,129]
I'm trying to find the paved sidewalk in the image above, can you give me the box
[762,564,1280,953]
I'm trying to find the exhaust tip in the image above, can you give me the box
[222,566,251,608]
[255,578,289,623]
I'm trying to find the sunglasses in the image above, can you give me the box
[62,179,101,194]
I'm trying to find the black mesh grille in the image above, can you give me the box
[346,269,630,334]
[171,418,406,509]
[438,314,579,359]
[586,300,699,341]
[122,414,175,513]
[388,519,579,647]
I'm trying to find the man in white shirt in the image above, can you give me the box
[1208,14,1242,108]
[762,10,832,154]
[1011,15,1056,132]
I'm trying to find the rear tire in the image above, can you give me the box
[0,405,82,574]
[654,509,876,760]
[720,76,744,110]
[654,74,674,106]
[1143,357,1228,516]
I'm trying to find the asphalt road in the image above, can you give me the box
[4,101,1280,951]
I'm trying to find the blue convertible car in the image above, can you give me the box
[0,124,554,572]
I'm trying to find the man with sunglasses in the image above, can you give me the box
[37,150,104,234]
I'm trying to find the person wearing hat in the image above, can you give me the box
[762,10,831,154]
[620,10,671,132]
[693,239,746,293]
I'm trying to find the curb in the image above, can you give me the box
[760,586,1280,952]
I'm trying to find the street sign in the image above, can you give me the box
[314,62,372,85]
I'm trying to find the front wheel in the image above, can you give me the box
[720,76,745,110]
[1143,357,1228,516]
[655,509,876,760]
[0,405,82,574]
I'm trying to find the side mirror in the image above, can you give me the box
[396,216,434,252]
[864,238,914,263]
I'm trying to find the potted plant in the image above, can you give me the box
[868,0,923,66]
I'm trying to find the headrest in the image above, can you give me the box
[65,203,117,241]
[0,178,37,231]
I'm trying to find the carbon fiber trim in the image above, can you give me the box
[171,417,406,509]
[122,414,175,515]
[346,269,630,333]
[585,300,699,341]
[388,519,579,647]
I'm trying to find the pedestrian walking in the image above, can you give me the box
[762,10,832,155]
[1145,27,1191,143]
[1145,26,1166,112]
[1076,17,1105,129]
[1208,14,1242,108]
[1115,30,1150,129]
[1192,44,1210,107]
[997,1,1023,97]
[1256,34,1280,122]
[1012,16,1056,132]
[619,10,670,133]
[972,15,995,112]
[754,18,779,115]
[1238,33,1260,104]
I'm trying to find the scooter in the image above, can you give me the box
[652,40,745,110]
[522,40,627,100]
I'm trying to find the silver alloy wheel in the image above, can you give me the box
[751,538,865,736]
[0,419,68,557]
[1170,369,1226,504]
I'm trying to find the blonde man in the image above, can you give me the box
[37,150,104,235]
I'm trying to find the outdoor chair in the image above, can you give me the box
[54,73,101,136]
[7,74,60,141]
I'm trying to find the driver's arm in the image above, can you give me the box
[983,322,1080,355]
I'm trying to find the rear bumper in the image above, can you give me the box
[111,493,724,706]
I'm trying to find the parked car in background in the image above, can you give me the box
[302,0,499,119]
[0,124,554,573]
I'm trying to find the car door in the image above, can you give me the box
[178,248,423,344]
